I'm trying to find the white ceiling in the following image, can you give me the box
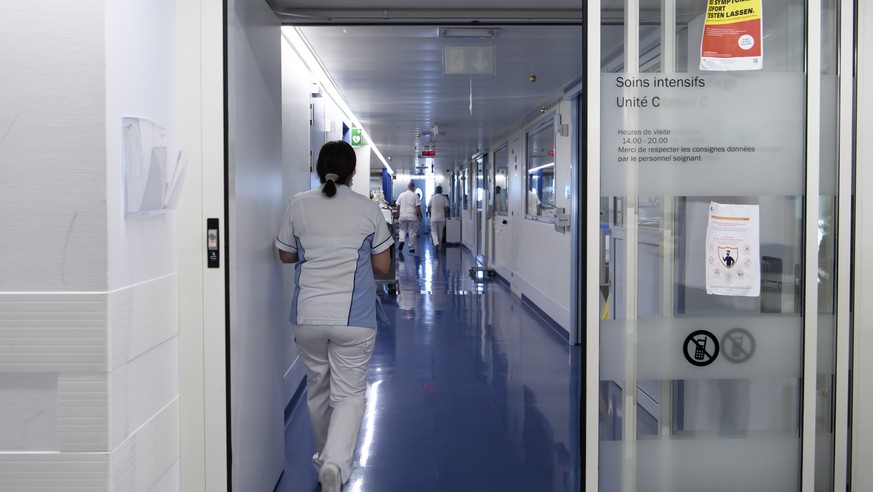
[269,1,584,176]
[266,1,712,176]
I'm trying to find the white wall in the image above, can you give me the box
[352,145,373,197]
[308,79,351,189]
[519,220,572,327]
[324,101,347,142]
[226,0,285,490]
[487,103,574,332]
[105,0,182,487]
[0,0,106,292]
[280,37,313,406]
[106,0,179,290]
[0,0,181,490]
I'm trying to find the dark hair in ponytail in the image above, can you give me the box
[316,140,357,197]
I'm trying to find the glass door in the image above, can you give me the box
[587,1,849,490]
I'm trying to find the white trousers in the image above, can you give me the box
[295,324,377,483]
[397,219,418,248]
[430,220,445,246]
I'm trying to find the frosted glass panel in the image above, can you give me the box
[601,438,799,492]
[600,317,801,381]
[599,194,804,488]
[597,1,811,490]
[601,73,804,197]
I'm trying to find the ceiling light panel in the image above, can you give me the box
[439,27,501,39]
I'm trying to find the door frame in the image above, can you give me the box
[184,4,592,491]
[177,0,229,491]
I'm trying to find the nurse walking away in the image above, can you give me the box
[428,185,450,251]
[275,140,393,492]
[395,181,422,254]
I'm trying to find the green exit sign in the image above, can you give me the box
[350,128,363,147]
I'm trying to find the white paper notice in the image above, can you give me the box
[705,202,760,297]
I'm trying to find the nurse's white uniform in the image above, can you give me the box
[428,193,450,247]
[395,189,421,251]
[275,184,393,483]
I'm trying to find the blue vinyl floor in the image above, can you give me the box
[274,236,582,492]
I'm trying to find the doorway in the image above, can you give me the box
[222,4,584,491]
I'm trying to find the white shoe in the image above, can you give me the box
[319,462,342,492]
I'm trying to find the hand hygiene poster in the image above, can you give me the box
[700,0,763,71]
[705,202,760,297]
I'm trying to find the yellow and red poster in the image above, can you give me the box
[700,0,763,71]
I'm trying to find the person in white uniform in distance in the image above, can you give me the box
[427,185,450,251]
[395,182,422,254]
[275,140,393,492]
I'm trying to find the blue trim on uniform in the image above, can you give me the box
[290,236,305,324]
[347,233,377,329]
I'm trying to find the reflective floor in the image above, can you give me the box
[274,237,582,492]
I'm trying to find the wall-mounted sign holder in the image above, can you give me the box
[122,117,187,215]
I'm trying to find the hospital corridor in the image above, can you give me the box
[5,0,873,491]
[274,241,582,492]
